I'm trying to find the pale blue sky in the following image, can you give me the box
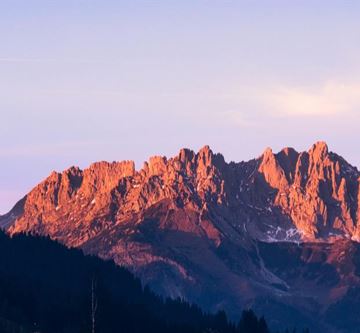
[1,1,360,213]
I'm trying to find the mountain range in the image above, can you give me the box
[2,141,360,332]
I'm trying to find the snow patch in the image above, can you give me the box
[262,225,302,243]
[351,235,360,242]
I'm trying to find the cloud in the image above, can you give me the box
[216,81,360,127]
[267,81,360,117]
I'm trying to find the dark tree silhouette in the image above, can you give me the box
[0,231,303,333]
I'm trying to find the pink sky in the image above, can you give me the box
[1,1,360,213]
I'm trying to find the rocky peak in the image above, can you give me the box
[3,142,360,245]
[178,148,196,164]
[258,147,289,190]
[262,147,274,158]
[308,141,329,161]
[3,143,360,333]
[198,145,212,158]
[196,146,214,176]
[276,147,299,183]
[147,156,167,176]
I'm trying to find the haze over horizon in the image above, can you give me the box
[1,1,360,213]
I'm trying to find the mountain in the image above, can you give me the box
[2,141,360,332]
[0,230,275,333]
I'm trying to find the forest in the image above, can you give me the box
[0,231,308,333]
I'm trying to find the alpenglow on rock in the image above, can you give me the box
[2,142,360,332]
[5,141,359,243]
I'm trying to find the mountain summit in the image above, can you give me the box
[2,142,360,332]
[4,141,360,243]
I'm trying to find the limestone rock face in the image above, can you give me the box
[5,141,360,244]
[2,142,360,332]
[256,142,359,240]
[7,147,229,246]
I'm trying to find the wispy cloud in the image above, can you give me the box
[217,81,360,126]
[267,81,360,117]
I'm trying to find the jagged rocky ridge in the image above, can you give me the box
[6,141,360,242]
[2,142,360,332]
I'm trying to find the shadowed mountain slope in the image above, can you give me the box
[2,142,360,332]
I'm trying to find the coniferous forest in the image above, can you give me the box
[0,231,307,333]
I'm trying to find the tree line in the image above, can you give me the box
[0,231,308,333]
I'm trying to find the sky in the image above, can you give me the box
[1,1,360,213]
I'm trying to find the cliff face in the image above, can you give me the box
[2,142,360,332]
[7,142,360,244]
[8,146,228,246]
[257,142,360,241]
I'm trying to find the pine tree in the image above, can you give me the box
[258,316,269,333]
[91,277,98,333]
